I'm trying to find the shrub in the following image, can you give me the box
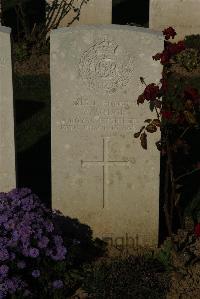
[135,27,200,236]
[82,255,170,299]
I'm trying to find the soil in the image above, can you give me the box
[14,53,50,75]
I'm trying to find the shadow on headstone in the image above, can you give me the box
[15,100,45,125]
[16,134,51,208]
[113,0,149,26]
[53,211,107,265]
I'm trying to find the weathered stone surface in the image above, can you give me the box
[0,26,16,192]
[46,0,112,27]
[149,0,200,41]
[51,25,163,249]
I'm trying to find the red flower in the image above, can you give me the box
[143,83,160,101]
[162,27,177,40]
[160,110,173,120]
[184,87,200,104]
[137,94,145,105]
[160,51,171,65]
[152,51,170,65]
[166,41,185,56]
[152,40,185,65]
[194,223,200,238]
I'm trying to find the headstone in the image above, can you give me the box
[51,25,163,250]
[46,0,112,27]
[149,0,200,41]
[0,26,16,192]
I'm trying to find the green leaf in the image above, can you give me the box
[184,188,200,220]
[144,119,152,123]
[196,211,200,222]
[146,124,157,133]
[149,101,155,112]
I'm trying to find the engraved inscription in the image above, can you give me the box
[58,98,136,134]
[79,38,134,94]
[59,117,136,132]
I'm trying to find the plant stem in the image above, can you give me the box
[163,155,172,235]
[175,168,200,183]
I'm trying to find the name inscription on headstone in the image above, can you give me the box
[57,97,136,133]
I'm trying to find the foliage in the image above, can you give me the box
[82,255,169,299]
[184,34,200,50]
[174,48,200,71]
[12,42,30,62]
[163,226,200,298]
[0,188,82,298]
[156,238,173,271]
[135,27,200,236]
[184,188,200,222]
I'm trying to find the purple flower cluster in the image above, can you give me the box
[0,188,68,298]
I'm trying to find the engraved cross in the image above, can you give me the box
[81,137,132,208]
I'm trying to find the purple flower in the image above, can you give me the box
[10,253,16,261]
[0,249,9,262]
[21,197,35,211]
[29,248,39,258]
[12,231,20,242]
[0,188,69,297]
[53,235,63,245]
[17,261,26,269]
[50,245,67,261]
[38,236,49,249]
[0,238,8,246]
[4,278,18,294]
[31,270,40,278]
[7,188,32,201]
[52,280,63,289]
[22,247,29,257]
[0,215,8,225]
[45,221,54,233]
[0,290,6,299]
[0,265,9,277]
[4,219,15,230]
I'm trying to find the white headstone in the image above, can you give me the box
[0,26,16,192]
[51,25,163,250]
[46,0,112,27]
[149,0,200,41]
